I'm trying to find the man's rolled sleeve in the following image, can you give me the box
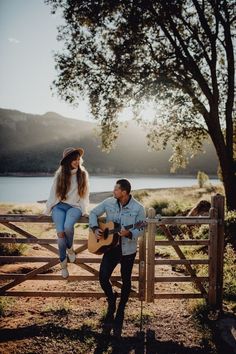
[89,201,106,229]
[130,206,146,241]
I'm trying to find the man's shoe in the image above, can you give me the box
[60,258,69,278]
[113,302,126,337]
[67,247,76,263]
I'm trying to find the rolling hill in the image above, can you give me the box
[0,108,218,175]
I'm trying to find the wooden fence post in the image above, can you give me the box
[215,194,225,311]
[208,196,218,307]
[138,211,146,301]
[147,207,156,302]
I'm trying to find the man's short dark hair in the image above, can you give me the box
[116,179,131,194]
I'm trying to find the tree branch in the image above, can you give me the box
[166,15,213,103]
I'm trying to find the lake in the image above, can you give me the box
[0,175,219,203]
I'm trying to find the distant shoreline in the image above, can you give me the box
[0,173,219,178]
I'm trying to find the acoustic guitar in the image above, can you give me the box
[88,220,147,254]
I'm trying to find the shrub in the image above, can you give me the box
[133,190,149,202]
[0,233,26,256]
[197,171,209,188]
[150,199,169,215]
[8,207,31,214]
[193,225,209,240]
[162,201,187,216]
[223,244,236,301]
[224,210,236,245]
[0,297,14,317]
[151,199,189,216]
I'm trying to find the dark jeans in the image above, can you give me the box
[99,245,136,305]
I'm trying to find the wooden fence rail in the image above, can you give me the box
[0,194,225,309]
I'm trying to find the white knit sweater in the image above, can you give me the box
[43,168,89,216]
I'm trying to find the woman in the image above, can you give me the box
[43,147,89,278]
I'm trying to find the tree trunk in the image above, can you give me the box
[207,110,236,212]
[216,141,236,211]
[222,168,236,249]
[222,169,236,211]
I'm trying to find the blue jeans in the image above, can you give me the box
[52,202,82,261]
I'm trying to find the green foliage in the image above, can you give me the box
[197,171,209,188]
[223,244,236,301]
[224,210,236,244]
[162,201,187,216]
[151,199,169,215]
[46,1,234,162]
[193,225,209,240]
[151,198,188,216]
[225,210,236,225]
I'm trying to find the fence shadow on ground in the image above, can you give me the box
[0,323,218,354]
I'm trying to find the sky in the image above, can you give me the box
[0,0,91,120]
[0,0,156,122]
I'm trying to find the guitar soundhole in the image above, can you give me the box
[103,228,109,240]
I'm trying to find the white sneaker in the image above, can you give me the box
[60,258,69,278]
[67,247,76,263]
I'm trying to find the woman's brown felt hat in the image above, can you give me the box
[60,147,84,165]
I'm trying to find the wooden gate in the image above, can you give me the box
[0,194,225,309]
[146,194,225,309]
[0,215,146,301]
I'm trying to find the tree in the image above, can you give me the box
[46,0,236,211]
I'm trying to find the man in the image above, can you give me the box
[89,179,146,334]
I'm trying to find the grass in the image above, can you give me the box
[129,307,153,327]
[133,190,149,202]
[0,297,14,317]
[151,198,192,216]
[43,299,71,315]
[223,244,236,302]
[8,207,32,214]
[187,235,236,319]
[186,300,219,354]
[0,233,27,256]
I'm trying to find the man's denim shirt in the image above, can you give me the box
[89,196,146,256]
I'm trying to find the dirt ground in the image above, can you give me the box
[0,296,221,354]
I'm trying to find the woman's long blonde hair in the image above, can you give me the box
[55,151,88,201]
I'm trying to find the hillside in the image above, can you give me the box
[0,108,218,175]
